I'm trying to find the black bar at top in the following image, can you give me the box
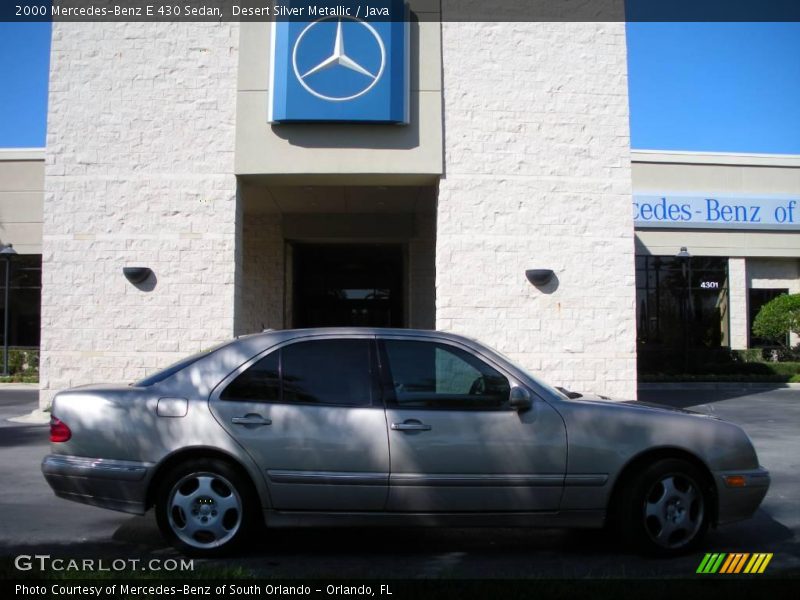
[3,0,800,23]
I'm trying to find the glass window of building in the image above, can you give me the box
[635,256,729,368]
[0,254,42,348]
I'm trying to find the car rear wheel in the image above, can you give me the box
[621,458,710,556]
[155,458,256,556]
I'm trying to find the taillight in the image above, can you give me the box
[50,416,71,443]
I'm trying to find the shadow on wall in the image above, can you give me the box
[123,268,157,292]
[270,106,421,151]
[526,270,560,295]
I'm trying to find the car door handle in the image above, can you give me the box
[231,415,272,427]
[391,421,432,432]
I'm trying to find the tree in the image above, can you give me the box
[752,293,800,347]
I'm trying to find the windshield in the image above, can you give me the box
[134,341,232,387]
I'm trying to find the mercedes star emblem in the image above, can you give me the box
[292,17,386,102]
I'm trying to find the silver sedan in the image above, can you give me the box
[42,328,770,557]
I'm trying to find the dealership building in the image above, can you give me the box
[0,7,799,408]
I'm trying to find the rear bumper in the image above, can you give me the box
[715,466,770,525]
[41,454,153,515]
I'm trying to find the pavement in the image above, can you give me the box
[0,384,797,579]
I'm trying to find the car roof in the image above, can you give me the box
[239,327,479,345]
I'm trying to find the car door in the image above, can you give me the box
[380,336,567,512]
[209,335,389,511]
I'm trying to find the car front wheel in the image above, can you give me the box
[621,458,710,556]
[155,458,256,556]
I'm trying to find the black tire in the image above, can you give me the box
[155,458,258,557]
[619,458,710,556]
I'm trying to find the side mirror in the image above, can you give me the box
[509,386,532,411]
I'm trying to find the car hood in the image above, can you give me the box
[619,399,712,416]
[570,396,717,419]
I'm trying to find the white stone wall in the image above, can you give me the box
[41,22,240,407]
[235,212,285,335]
[728,258,748,349]
[437,21,636,398]
[408,210,436,329]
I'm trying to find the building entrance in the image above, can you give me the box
[292,243,404,328]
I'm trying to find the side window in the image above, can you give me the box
[282,340,373,406]
[382,340,511,409]
[221,340,374,406]
[220,350,280,402]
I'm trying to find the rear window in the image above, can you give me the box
[134,341,232,387]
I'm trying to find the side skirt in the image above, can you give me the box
[264,510,605,529]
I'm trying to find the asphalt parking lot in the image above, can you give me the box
[0,385,797,579]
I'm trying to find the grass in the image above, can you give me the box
[0,375,38,383]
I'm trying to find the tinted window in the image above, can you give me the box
[282,340,372,406]
[221,339,374,406]
[383,340,510,409]
[220,350,280,402]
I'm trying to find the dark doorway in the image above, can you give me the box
[292,244,404,328]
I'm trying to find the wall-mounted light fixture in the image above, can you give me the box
[525,269,555,287]
[122,267,152,284]
[675,246,691,260]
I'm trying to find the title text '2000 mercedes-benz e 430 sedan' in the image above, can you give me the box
[42,329,769,556]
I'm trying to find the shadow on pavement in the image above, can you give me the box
[1,507,795,579]
[0,425,48,448]
[0,390,39,410]
[639,387,791,408]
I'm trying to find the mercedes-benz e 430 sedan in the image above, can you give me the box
[42,328,769,556]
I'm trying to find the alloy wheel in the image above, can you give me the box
[167,471,243,549]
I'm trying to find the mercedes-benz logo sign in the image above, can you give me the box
[292,17,386,102]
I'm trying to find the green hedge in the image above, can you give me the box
[641,361,800,383]
[641,373,800,383]
[732,348,764,363]
[0,347,39,381]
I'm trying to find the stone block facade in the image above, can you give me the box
[41,22,240,406]
[728,258,749,350]
[41,18,637,404]
[234,211,285,336]
[437,22,637,398]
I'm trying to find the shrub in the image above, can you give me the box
[752,293,800,347]
[1,348,39,376]
[732,349,764,363]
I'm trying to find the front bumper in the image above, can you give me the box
[41,454,154,515]
[715,466,771,525]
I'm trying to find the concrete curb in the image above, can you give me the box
[639,382,800,391]
[0,383,39,390]
[8,408,49,425]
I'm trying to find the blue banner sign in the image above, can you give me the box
[269,0,409,124]
[633,194,800,230]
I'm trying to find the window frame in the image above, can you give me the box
[217,335,383,409]
[376,336,514,412]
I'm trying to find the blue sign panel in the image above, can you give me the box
[634,194,800,230]
[269,1,409,124]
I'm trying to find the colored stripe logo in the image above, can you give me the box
[697,553,773,574]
